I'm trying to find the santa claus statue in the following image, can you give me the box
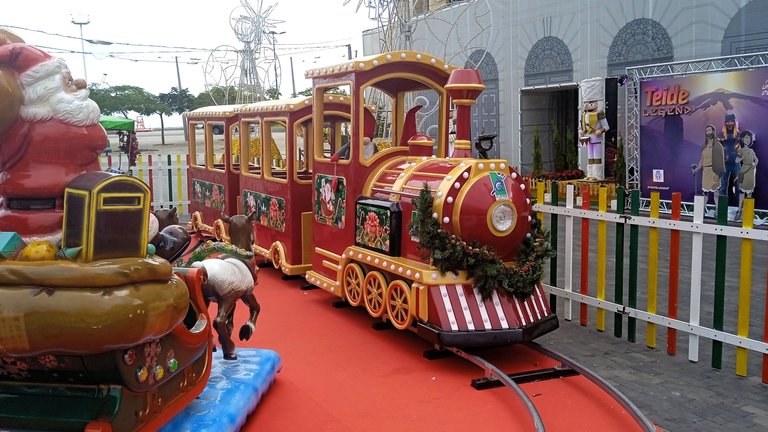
[0,30,106,241]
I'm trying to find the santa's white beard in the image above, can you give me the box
[50,89,101,126]
[20,74,101,126]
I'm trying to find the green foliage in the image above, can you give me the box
[89,85,164,117]
[532,127,544,176]
[565,128,579,170]
[297,87,313,97]
[615,134,627,189]
[158,86,195,115]
[192,86,239,108]
[408,184,555,300]
[552,126,566,172]
[264,87,281,100]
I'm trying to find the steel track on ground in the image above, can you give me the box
[441,342,657,432]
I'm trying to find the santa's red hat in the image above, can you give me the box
[0,42,67,88]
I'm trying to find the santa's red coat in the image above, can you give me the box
[0,118,106,237]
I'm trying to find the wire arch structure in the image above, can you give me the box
[204,0,284,104]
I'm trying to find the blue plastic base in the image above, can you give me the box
[161,348,282,432]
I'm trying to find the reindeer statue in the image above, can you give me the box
[149,208,261,361]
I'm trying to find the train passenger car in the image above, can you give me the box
[184,105,243,225]
[234,96,351,275]
[303,51,559,348]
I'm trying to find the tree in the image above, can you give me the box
[566,128,579,170]
[89,85,163,118]
[192,86,239,108]
[265,87,281,100]
[158,86,195,115]
[552,126,566,172]
[297,87,313,97]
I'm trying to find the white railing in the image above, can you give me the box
[100,153,190,217]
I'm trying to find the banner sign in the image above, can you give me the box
[639,68,768,209]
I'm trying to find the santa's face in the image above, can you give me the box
[583,100,598,112]
[20,66,100,127]
[49,71,100,126]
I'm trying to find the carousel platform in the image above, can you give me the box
[160,348,281,432]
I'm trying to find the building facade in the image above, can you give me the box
[362,0,768,173]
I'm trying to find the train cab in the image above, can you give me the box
[305,52,455,290]
[183,105,242,224]
[235,96,351,275]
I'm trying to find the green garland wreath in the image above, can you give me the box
[408,184,555,300]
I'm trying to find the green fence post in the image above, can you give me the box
[614,187,626,338]
[712,195,729,369]
[628,189,640,342]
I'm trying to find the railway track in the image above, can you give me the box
[427,342,659,432]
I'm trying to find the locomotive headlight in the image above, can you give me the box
[489,202,516,235]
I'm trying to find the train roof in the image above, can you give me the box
[235,94,351,114]
[183,104,244,118]
[304,50,458,80]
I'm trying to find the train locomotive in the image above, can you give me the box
[185,51,558,348]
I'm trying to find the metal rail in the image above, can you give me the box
[444,343,657,432]
[525,342,657,432]
[445,346,546,432]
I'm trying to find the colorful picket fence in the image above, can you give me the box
[99,153,190,217]
[535,182,768,381]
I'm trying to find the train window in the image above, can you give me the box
[210,122,226,172]
[242,120,262,176]
[313,84,353,162]
[403,88,443,155]
[190,122,205,167]
[295,120,312,182]
[229,124,240,173]
[363,87,395,154]
[263,119,288,182]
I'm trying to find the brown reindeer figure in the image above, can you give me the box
[149,207,192,263]
[191,212,260,360]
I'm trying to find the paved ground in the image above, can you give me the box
[133,128,768,431]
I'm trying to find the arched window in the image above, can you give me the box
[466,50,500,158]
[524,36,574,86]
[721,1,768,55]
[607,18,673,77]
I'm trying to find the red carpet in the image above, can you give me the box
[215,267,646,432]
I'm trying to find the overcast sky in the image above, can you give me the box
[2,0,375,126]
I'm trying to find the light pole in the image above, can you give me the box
[71,14,90,82]
[268,30,285,96]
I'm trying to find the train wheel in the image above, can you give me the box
[342,263,364,307]
[386,280,413,330]
[270,243,283,270]
[363,271,387,318]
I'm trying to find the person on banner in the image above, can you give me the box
[718,112,740,205]
[691,124,724,211]
[578,77,610,181]
[735,130,758,221]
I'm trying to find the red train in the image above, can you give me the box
[183,51,558,348]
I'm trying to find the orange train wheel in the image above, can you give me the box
[363,271,387,318]
[342,263,364,307]
[386,280,413,330]
[270,243,283,270]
